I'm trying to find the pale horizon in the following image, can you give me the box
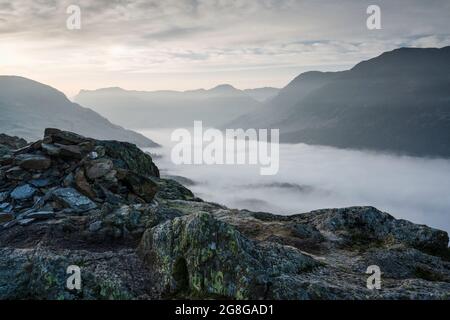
[2,62,352,100]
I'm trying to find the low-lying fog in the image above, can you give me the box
[140,129,450,233]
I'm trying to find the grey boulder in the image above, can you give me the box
[10,184,37,200]
[15,154,51,171]
[52,188,97,213]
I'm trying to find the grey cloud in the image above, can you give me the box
[171,51,210,61]
[143,26,212,40]
[2,0,449,45]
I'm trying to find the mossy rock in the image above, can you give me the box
[138,212,319,299]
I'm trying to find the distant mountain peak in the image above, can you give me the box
[290,71,334,83]
[209,84,239,92]
[99,87,126,92]
[79,87,127,95]
[351,45,450,74]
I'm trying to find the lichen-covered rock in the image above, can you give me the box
[0,247,157,300]
[138,212,318,299]
[97,140,159,178]
[154,178,200,201]
[301,207,449,253]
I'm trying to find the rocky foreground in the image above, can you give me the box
[0,129,449,300]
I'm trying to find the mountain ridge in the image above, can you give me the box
[0,76,159,147]
[77,83,279,99]
[227,46,450,158]
[75,83,275,129]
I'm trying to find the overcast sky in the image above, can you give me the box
[1,0,450,97]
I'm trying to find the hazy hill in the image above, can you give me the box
[0,76,159,147]
[228,71,341,129]
[75,84,267,129]
[228,47,450,157]
[243,87,280,102]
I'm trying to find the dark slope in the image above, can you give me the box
[227,71,341,129]
[0,76,159,147]
[229,47,450,157]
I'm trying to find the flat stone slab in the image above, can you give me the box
[29,178,52,188]
[0,203,12,212]
[52,187,97,212]
[18,218,36,226]
[25,211,55,220]
[85,159,113,180]
[15,154,51,171]
[10,184,37,200]
[5,166,31,181]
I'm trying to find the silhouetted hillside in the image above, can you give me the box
[0,76,159,147]
[229,47,450,157]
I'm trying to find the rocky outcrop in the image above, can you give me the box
[138,212,318,299]
[0,247,156,300]
[0,134,27,158]
[0,130,449,300]
[145,201,450,299]
[0,134,27,150]
[0,128,159,228]
[298,207,449,254]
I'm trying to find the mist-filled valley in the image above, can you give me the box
[140,128,450,234]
